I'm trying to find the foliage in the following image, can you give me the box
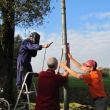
[102,68,110,77]
[14,34,22,56]
[15,0,52,26]
[0,0,52,27]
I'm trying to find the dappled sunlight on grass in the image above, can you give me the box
[30,102,93,110]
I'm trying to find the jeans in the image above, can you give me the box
[94,97,108,110]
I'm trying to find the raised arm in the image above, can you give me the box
[60,62,81,79]
[62,71,69,77]
[26,43,42,50]
[26,42,53,50]
[68,53,83,70]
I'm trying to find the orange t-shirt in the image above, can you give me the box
[81,70,106,99]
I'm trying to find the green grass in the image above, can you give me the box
[30,102,94,110]
[33,76,110,105]
[68,76,110,88]
[14,76,110,110]
[30,102,110,110]
[68,76,86,88]
[67,76,110,108]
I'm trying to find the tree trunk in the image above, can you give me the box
[0,45,7,88]
[2,0,15,104]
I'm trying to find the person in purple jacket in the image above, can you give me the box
[16,32,52,91]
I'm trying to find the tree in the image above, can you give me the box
[102,68,110,77]
[13,34,22,77]
[0,0,52,104]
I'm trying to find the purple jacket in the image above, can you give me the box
[17,39,42,68]
[16,38,42,88]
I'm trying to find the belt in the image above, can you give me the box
[93,97,105,101]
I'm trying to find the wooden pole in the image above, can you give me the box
[61,0,69,110]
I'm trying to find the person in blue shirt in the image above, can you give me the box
[16,32,52,91]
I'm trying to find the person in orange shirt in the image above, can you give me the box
[60,53,108,110]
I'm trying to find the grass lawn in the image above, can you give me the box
[14,76,110,110]
[68,76,110,88]
[30,102,94,110]
[68,76,110,109]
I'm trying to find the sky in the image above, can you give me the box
[16,0,110,72]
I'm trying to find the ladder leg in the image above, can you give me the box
[14,73,29,110]
[25,83,31,110]
[14,72,37,110]
[14,81,26,110]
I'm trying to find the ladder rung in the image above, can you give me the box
[23,91,35,94]
[14,72,37,110]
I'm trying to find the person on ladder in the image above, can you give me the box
[16,32,52,92]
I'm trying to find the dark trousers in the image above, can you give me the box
[94,97,108,110]
[16,63,32,90]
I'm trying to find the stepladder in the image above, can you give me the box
[14,72,37,110]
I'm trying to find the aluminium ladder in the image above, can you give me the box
[14,72,37,110]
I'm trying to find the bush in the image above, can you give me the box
[102,68,110,77]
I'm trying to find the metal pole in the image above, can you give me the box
[61,0,69,110]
